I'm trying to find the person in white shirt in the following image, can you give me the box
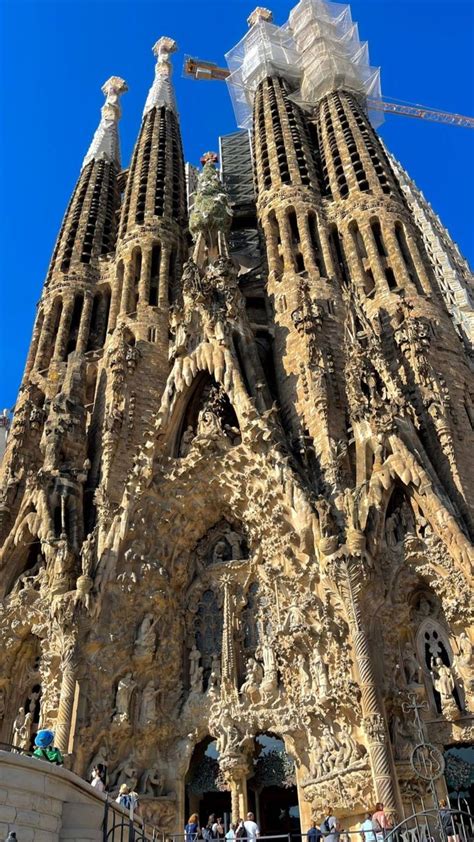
[91,766,105,792]
[360,814,377,842]
[244,812,260,842]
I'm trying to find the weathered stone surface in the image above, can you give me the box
[0,11,473,837]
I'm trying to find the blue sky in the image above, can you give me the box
[0,0,473,410]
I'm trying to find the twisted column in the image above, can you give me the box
[338,555,400,822]
[55,644,78,754]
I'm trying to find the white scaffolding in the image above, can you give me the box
[225,0,383,129]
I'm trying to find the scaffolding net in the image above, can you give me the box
[225,0,383,129]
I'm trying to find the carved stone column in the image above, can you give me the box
[55,643,78,754]
[328,552,401,822]
[220,756,250,824]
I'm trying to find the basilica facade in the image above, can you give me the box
[0,2,473,834]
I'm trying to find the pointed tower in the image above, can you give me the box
[0,78,127,544]
[109,36,187,334]
[226,8,350,490]
[97,37,188,503]
[28,78,127,377]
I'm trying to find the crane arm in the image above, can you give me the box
[183,56,474,128]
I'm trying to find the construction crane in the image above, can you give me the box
[183,56,474,129]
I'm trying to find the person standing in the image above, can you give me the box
[244,812,260,842]
[307,820,323,842]
[235,819,246,839]
[212,817,224,839]
[91,765,106,792]
[439,800,459,842]
[226,823,237,841]
[372,804,391,841]
[320,809,338,842]
[185,813,200,842]
[360,813,377,842]
[203,814,216,842]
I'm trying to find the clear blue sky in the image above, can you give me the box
[0,0,473,410]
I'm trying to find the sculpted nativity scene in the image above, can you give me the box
[0,1,473,834]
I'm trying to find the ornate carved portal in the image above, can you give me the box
[0,8,473,836]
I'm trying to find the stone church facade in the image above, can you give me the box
[0,2,473,834]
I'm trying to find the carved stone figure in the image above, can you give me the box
[12,706,26,749]
[189,644,203,692]
[313,653,329,698]
[402,643,422,686]
[113,673,136,723]
[240,657,263,704]
[298,653,312,697]
[139,681,160,726]
[431,657,456,707]
[457,631,473,666]
[135,614,157,656]
[142,764,164,796]
[283,603,306,632]
[179,426,195,458]
[115,754,139,790]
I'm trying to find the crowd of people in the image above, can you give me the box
[184,804,394,842]
[185,812,261,842]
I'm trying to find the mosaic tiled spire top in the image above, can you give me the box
[82,77,128,169]
[143,36,178,116]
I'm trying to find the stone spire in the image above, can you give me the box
[82,76,128,169]
[143,36,178,115]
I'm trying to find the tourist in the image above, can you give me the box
[32,729,63,765]
[91,765,106,792]
[203,814,216,842]
[320,809,338,842]
[185,812,200,842]
[116,783,131,807]
[226,823,237,841]
[244,811,260,842]
[439,800,459,842]
[372,803,391,840]
[307,820,323,842]
[235,818,246,839]
[360,812,377,842]
[212,817,225,838]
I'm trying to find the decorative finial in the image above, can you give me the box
[152,36,178,70]
[82,77,127,169]
[143,36,178,115]
[247,7,273,27]
[200,151,219,167]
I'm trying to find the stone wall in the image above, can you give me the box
[0,751,109,842]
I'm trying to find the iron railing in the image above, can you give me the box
[102,796,161,842]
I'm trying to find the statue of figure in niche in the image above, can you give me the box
[113,673,137,723]
[189,644,203,692]
[402,643,422,687]
[258,638,277,700]
[298,653,312,697]
[12,706,26,749]
[135,614,158,656]
[139,681,160,726]
[283,602,306,632]
[313,653,329,699]
[431,658,456,709]
[212,540,228,564]
[179,426,195,458]
[456,631,472,667]
[240,657,263,705]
